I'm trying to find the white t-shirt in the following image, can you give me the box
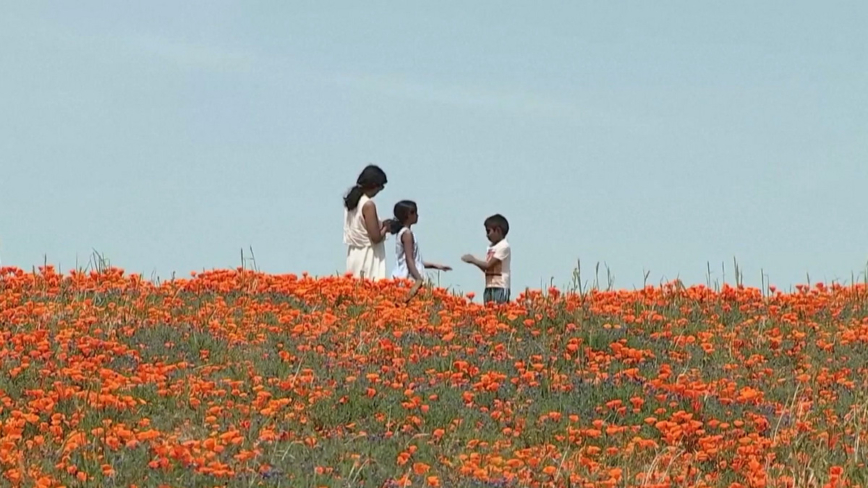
[484,239,510,289]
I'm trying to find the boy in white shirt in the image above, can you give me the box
[462,214,511,304]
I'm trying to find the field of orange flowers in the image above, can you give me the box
[1,266,867,488]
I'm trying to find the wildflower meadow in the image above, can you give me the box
[1,265,866,488]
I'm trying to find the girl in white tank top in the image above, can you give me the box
[388,200,451,300]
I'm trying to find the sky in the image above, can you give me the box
[2,1,867,297]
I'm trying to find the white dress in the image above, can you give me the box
[391,227,425,280]
[343,194,386,280]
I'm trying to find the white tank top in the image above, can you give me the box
[344,194,375,248]
[391,227,425,280]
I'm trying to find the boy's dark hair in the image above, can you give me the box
[344,164,388,210]
[484,214,509,236]
[389,200,417,234]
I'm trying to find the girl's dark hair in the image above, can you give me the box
[344,164,388,210]
[389,200,417,234]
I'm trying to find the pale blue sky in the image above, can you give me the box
[2,1,866,295]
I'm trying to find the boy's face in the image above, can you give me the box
[485,226,503,244]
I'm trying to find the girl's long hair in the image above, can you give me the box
[344,164,387,210]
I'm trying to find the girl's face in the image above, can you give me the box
[409,208,418,225]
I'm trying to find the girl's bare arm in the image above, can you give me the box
[402,231,424,281]
[361,200,387,244]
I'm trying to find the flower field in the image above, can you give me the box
[1,267,867,488]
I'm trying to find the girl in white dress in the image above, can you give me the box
[343,165,390,280]
[388,200,451,300]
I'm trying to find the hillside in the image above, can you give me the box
[0,267,866,487]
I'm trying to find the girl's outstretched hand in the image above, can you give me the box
[433,264,451,271]
[461,254,474,263]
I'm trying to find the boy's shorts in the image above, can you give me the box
[484,288,510,304]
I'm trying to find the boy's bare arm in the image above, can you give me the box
[461,254,500,272]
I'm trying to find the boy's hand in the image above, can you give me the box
[461,254,475,263]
